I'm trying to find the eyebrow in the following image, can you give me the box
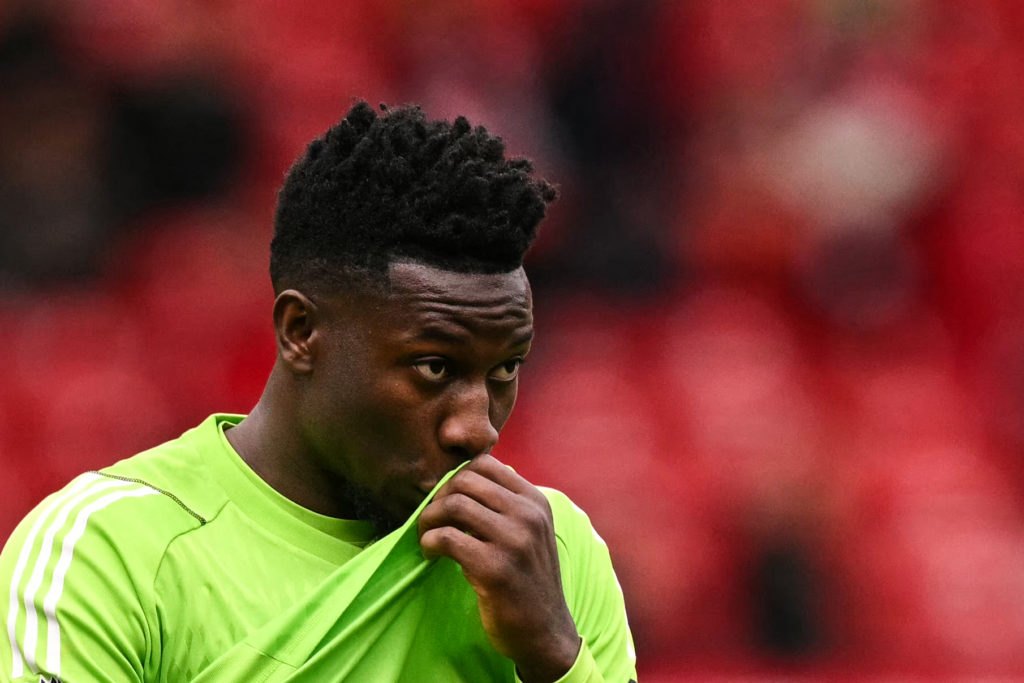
[413,327,468,345]
[411,327,534,347]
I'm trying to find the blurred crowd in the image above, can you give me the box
[2,0,1024,678]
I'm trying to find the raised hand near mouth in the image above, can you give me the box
[418,454,581,683]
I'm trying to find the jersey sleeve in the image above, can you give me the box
[1,473,178,683]
[536,488,638,683]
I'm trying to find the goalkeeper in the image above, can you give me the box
[1,101,637,683]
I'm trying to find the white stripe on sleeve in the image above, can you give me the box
[7,473,102,679]
[43,485,158,674]
[18,478,135,675]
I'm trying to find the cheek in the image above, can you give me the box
[353,374,440,443]
[490,383,519,431]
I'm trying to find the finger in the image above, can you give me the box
[432,468,518,514]
[461,456,553,520]
[419,522,490,563]
[418,491,506,543]
[460,454,540,499]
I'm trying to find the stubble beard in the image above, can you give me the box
[335,477,406,538]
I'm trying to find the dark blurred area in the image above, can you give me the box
[2,0,1024,679]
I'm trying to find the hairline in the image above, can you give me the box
[272,255,528,299]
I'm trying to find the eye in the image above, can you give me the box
[413,358,450,382]
[489,359,522,382]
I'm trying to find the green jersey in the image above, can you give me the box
[2,415,636,682]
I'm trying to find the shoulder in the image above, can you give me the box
[0,471,205,680]
[0,421,226,639]
[537,486,606,550]
[100,416,230,525]
[1,468,207,599]
[0,416,235,680]
[536,487,639,679]
[536,486,616,594]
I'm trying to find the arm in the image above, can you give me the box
[417,455,637,682]
[1,475,163,683]
[539,486,637,683]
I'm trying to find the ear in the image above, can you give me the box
[273,289,318,374]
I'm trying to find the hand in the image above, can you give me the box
[418,454,581,682]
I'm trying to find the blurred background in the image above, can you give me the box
[2,0,1024,679]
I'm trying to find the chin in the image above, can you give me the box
[367,511,404,537]
[336,478,405,535]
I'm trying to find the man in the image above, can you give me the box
[1,102,636,682]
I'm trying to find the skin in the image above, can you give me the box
[225,260,581,682]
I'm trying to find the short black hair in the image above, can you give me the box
[270,101,556,294]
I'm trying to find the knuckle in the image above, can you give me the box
[439,526,461,547]
[523,501,551,534]
[425,526,458,552]
[513,528,539,555]
[537,492,553,515]
[417,504,440,532]
[446,470,470,491]
[529,489,553,515]
[441,492,470,518]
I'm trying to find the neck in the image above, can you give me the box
[225,365,352,519]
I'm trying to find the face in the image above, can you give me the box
[299,261,534,531]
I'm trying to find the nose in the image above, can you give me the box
[438,380,499,461]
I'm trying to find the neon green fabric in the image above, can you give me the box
[1,415,636,682]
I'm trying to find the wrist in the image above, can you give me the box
[514,632,582,683]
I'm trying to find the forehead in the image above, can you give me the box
[366,262,533,342]
[386,262,530,307]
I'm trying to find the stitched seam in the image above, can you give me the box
[91,472,207,525]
